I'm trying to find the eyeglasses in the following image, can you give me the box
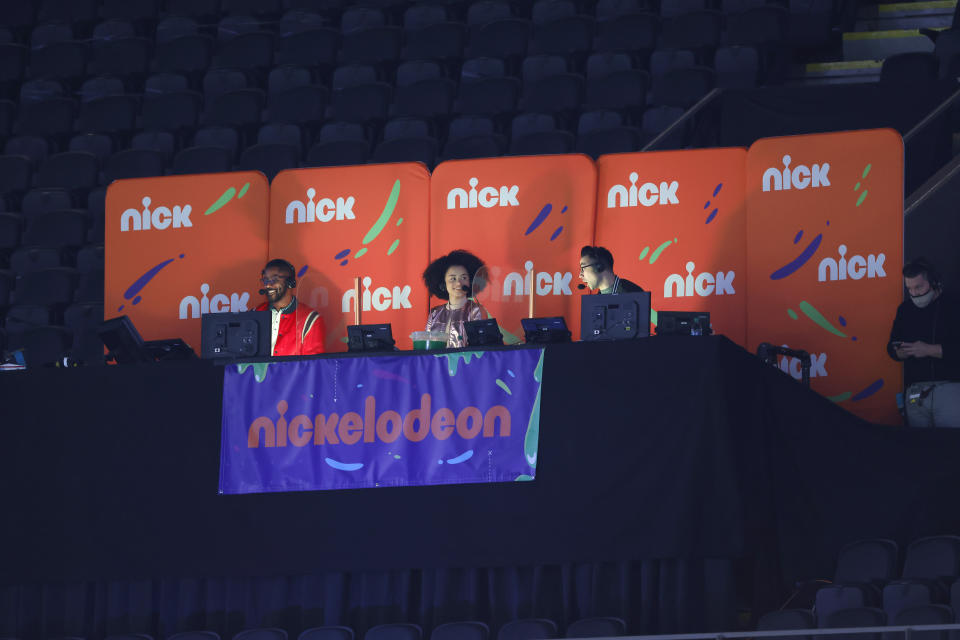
[579,263,600,273]
[260,275,286,286]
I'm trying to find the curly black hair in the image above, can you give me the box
[422,249,486,300]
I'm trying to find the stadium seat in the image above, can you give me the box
[74,267,104,303]
[467,16,530,60]
[402,16,465,61]
[372,136,438,167]
[212,32,275,72]
[7,324,74,365]
[202,89,265,129]
[267,85,328,128]
[29,40,88,85]
[715,46,760,88]
[100,0,158,23]
[15,266,79,306]
[890,604,953,640]
[203,68,248,101]
[585,69,648,115]
[497,619,558,640]
[658,10,722,51]
[564,617,626,637]
[22,188,72,216]
[365,624,422,640]
[577,127,641,158]
[87,37,150,80]
[13,97,74,139]
[78,76,125,102]
[171,147,233,175]
[258,123,303,152]
[164,0,219,21]
[331,82,391,124]
[102,149,165,182]
[152,34,213,76]
[76,96,138,136]
[455,59,520,117]
[594,12,657,53]
[238,144,299,180]
[726,6,790,48]
[530,1,594,56]
[268,66,312,94]
[274,28,340,68]
[651,66,715,108]
[131,131,176,163]
[76,244,104,273]
[298,627,354,640]
[819,607,885,640]
[0,212,21,252]
[882,535,960,618]
[168,632,221,640]
[10,246,67,274]
[5,135,50,166]
[35,152,99,191]
[431,622,488,640]
[5,303,54,331]
[0,155,32,198]
[145,73,190,96]
[756,608,816,632]
[23,210,88,248]
[194,126,241,159]
[141,92,201,133]
[232,629,287,640]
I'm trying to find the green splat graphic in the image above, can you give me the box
[361,179,401,245]
[521,351,545,469]
[787,308,798,320]
[205,187,237,215]
[638,246,650,261]
[515,475,534,482]
[500,326,522,345]
[649,239,674,264]
[387,239,400,255]
[650,309,658,327]
[828,391,852,403]
[856,191,868,207]
[354,247,368,258]
[396,217,403,226]
[237,182,250,198]
[495,379,512,395]
[434,350,485,376]
[799,300,847,338]
[862,164,872,179]
[237,361,271,382]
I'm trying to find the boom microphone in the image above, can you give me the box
[577,284,587,290]
[259,288,269,295]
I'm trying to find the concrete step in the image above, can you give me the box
[856,0,956,31]
[842,28,935,60]
[794,59,883,85]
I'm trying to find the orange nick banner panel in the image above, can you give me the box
[105,172,270,351]
[429,154,597,343]
[745,129,903,425]
[595,148,748,345]
[268,163,431,352]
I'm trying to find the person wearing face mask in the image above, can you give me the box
[422,249,490,348]
[254,258,326,356]
[887,258,960,427]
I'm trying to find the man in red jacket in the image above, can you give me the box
[255,258,326,356]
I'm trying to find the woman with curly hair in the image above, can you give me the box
[422,249,490,348]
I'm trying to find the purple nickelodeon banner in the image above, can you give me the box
[219,348,544,493]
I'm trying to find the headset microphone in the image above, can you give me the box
[259,288,269,295]
[577,283,587,290]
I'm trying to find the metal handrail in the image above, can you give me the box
[903,84,960,144]
[641,87,724,152]
[904,153,960,216]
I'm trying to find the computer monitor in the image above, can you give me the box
[464,318,503,346]
[200,310,270,359]
[347,323,396,352]
[580,292,651,341]
[98,315,151,364]
[655,311,712,336]
[521,316,571,344]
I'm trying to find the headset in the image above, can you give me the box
[262,258,297,289]
[906,258,942,291]
[583,246,609,273]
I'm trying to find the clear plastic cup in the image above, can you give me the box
[410,331,447,350]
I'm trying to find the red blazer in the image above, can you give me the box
[255,298,326,356]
